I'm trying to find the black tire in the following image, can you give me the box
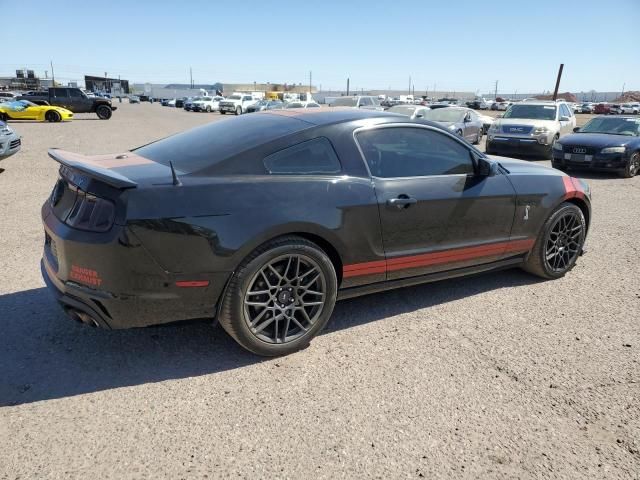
[473,129,482,145]
[96,105,112,120]
[235,106,242,115]
[621,152,640,178]
[218,236,338,356]
[523,202,586,280]
[551,161,566,172]
[45,110,61,122]
[220,110,226,115]
[545,135,559,160]
[0,113,8,122]
[206,106,211,113]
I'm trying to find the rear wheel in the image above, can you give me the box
[45,110,61,122]
[220,110,226,115]
[473,128,482,145]
[523,202,586,279]
[0,113,8,122]
[545,135,559,159]
[96,105,112,120]
[621,152,640,178]
[218,236,337,356]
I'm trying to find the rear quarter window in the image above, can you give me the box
[264,137,341,175]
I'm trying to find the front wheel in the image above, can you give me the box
[217,236,338,356]
[235,106,242,115]
[523,202,586,279]
[220,110,226,115]
[206,106,211,112]
[545,135,559,160]
[621,152,640,178]
[96,105,112,120]
[45,110,61,122]
[0,113,8,122]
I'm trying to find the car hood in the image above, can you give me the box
[488,155,562,176]
[558,133,637,148]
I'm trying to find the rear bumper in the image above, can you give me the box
[41,202,225,329]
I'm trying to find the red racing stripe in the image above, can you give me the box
[343,238,535,278]
[562,176,586,200]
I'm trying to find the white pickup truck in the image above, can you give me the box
[191,96,224,112]
[218,94,258,115]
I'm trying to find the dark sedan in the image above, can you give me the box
[41,110,591,356]
[552,116,640,177]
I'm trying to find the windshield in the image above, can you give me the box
[2,100,35,110]
[229,95,242,100]
[333,97,357,107]
[504,104,557,120]
[579,117,640,136]
[422,108,465,123]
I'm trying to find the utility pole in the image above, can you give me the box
[309,70,312,94]
[346,77,350,96]
[190,67,193,89]
[552,63,564,101]
[621,82,626,97]
[494,80,499,99]
[50,60,55,86]
[408,75,411,95]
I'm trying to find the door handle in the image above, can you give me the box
[387,195,417,209]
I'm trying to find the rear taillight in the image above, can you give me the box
[65,192,115,232]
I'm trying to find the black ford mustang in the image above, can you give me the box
[552,115,640,177]
[41,110,591,356]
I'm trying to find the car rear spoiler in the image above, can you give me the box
[48,148,138,189]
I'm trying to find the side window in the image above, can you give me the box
[264,137,341,175]
[356,127,474,178]
[69,89,84,98]
[359,97,372,106]
[561,104,572,118]
[53,88,68,98]
[243,96,252,101]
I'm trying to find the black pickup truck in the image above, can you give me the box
[17,87,117,119]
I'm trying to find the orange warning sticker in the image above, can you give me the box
[69,265,103,287]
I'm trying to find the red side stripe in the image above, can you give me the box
[563,176,586,200]
[343,238,535,278]
[175,281,210,288]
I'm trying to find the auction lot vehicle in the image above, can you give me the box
[620,103,639,115]
[387,105,431,119]
[552,116,640,177]
[332,96,383,110]
[421,106,484,144]
[594,103,611,115]
[41,110,591,356]
[246,100,284,112]
[219,94,258,115]
[0,100,73,122]
[580,103,595,114]
[0,120,21,159]
[18,87,116,119]
[486,101,576,158]
[284,101,321,109]
[191,96,224,112]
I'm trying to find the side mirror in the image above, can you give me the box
[464,116,471,122]
[477,157,498,176]
[497,114,503,118]
[573,126,580,133]
[560,115,570,122]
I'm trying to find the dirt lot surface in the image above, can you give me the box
[1,103,638,479]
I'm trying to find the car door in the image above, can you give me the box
[67,89,89,112]
[355,124,517,280]
[51,88,71,110]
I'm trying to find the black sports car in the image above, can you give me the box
[552,116,640,177]
[41,110,591,356]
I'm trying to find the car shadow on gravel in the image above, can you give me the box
[0,269,539,406]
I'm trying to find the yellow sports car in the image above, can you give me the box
[0,100,73,122]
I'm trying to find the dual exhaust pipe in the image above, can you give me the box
[64,307,100,328]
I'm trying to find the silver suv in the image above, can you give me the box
[486,101,577,158]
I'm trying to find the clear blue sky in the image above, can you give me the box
[2,0,638,94]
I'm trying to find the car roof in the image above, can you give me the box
[260,108,393,126]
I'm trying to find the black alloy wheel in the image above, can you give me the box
[524,202,586,279]
[96,105,112,120]
[218,236,337,356]
[621,152,639,178]
[45,110,61,122]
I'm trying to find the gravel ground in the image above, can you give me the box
[0,103,638,479]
